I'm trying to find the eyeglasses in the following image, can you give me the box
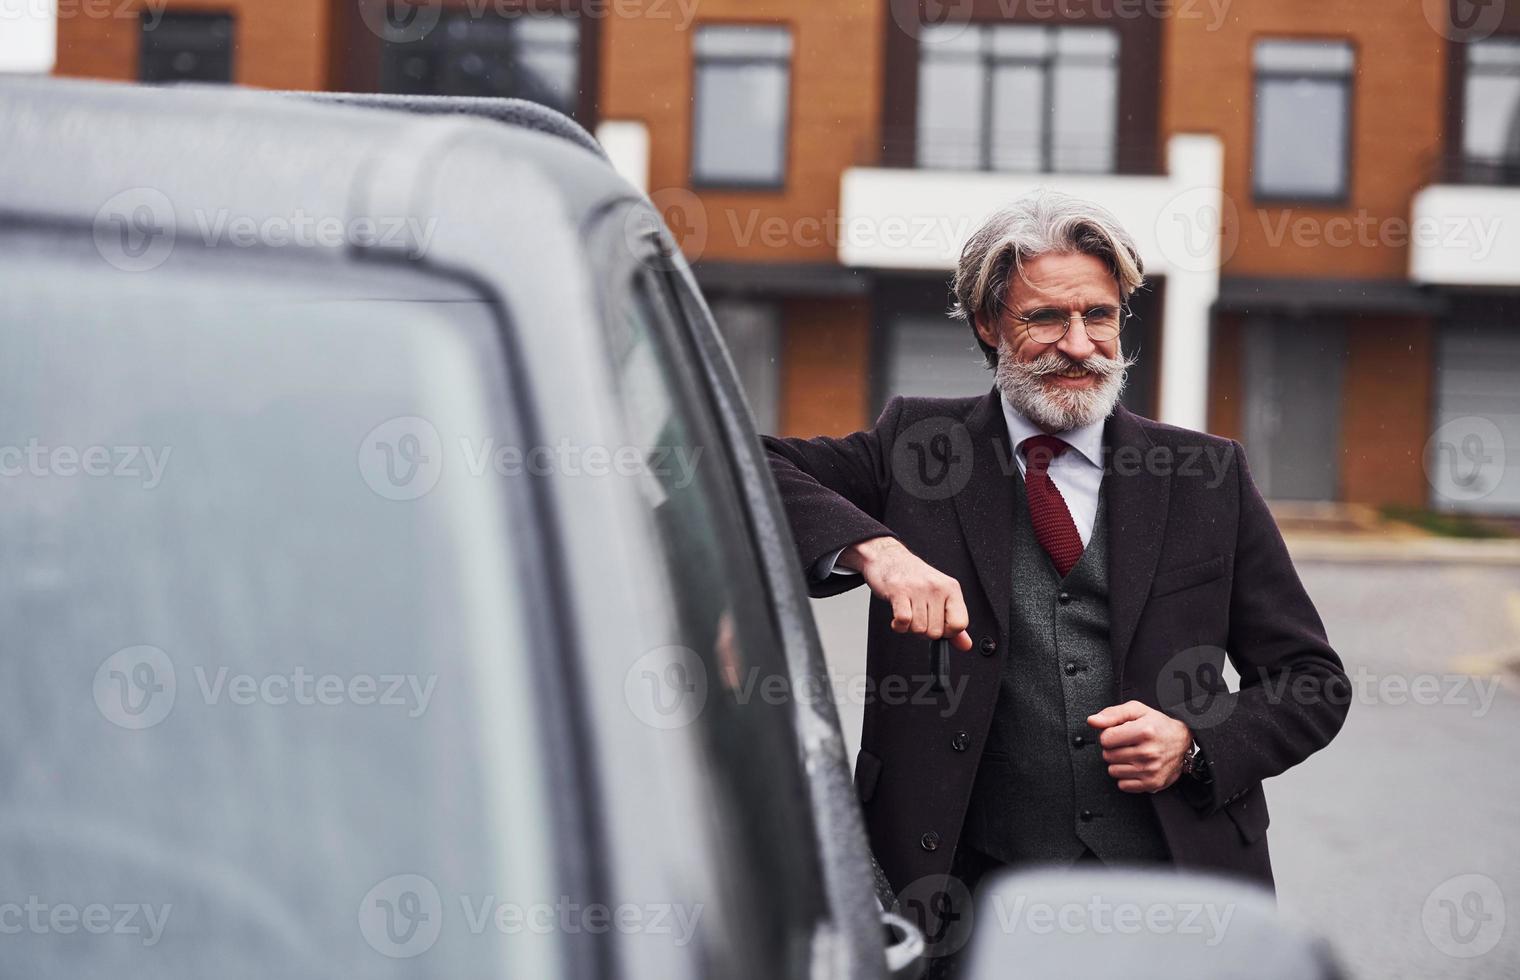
[1001,302,1132,344]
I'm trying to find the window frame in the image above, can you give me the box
[588,217,834,978]
[1250,36,1357,206]
[915,23,1122,174]
[688,22,796,192]
[344,0,601,126]
[138,9,236,84]
[1458,34,1520,185]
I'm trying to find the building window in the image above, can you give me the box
[1252,39,1354,202]
[916,24,1119,173]
[380,11,580,118]
[139,11,234,84]
[691,25,793,188]
[1462,37,1520,184]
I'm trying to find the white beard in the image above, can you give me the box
[994,338,1135,432]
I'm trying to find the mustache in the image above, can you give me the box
[1017,349,1134,380]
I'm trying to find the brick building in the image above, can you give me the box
[39,0,1520,513]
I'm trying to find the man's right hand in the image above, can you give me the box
[840,537,973,651]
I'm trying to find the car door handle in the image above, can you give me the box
[929,637,950,694]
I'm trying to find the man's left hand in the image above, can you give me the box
[1087,701,1192,794]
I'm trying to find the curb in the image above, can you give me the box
[1284,534,1520,566]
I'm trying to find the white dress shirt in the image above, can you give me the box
[999,396,1106,547]
[815,395,1107,579]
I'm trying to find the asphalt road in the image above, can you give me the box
[810,557,1520,978]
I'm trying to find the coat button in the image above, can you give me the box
[1058,591,1072,605]
[920,831,941,852]
[1064,661,1081,676]
[1080,809,1095,822]
[951,731,969,752]
[979,636,997,656]
[1072,734,1086,748]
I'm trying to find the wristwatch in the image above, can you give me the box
[1180,738,1212,783]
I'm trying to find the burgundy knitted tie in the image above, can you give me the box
[1020,435,1084,578]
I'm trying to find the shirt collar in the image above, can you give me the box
[999,394,1106,468]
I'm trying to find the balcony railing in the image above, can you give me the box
[861,126,1162,176]
[1428,151,1520,187]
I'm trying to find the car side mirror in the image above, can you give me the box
[955,868,1342,980]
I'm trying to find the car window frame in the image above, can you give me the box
[583,203,890,980]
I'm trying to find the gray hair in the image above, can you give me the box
[950,191,1145,367]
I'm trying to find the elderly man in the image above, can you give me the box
[762,192,1348,932]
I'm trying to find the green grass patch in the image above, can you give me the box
[1379,505,1514,540]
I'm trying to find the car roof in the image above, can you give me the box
[0,75,638,243]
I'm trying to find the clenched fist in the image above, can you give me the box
[1087,701,1193,794]
[841,537,973,651]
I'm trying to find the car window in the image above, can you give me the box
[0,245,560,979]
[602,263,828,976]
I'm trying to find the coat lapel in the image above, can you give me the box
[1103,405,1170,681]
[951,388,1018,642]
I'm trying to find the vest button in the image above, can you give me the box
[1064,661,1081,676]
[920,831,941,852]
[1058,591,1072,605]
[978,636,997,656]
[951,731,969,752]
[1080,809,1095,823]
[1072,734,1086,748]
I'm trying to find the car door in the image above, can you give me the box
[585,206,909,980]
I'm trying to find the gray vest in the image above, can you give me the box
[961,475,1170,867]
